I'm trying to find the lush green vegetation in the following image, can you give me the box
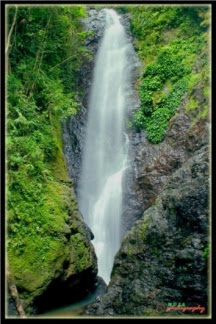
[6,5,93,300]
[129,5,210,143]
[6,5,211,312]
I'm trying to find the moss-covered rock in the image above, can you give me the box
[6,5,99,317]
[7,120,97,316]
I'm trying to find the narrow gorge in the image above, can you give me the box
[6,4,210,318]
[64,8,139,285]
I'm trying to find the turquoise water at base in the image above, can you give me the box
[36,290,98,318]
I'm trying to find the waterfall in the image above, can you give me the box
[78,9,132,284]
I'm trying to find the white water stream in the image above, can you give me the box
[78,9,132,284]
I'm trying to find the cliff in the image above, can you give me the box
[86,142,209,316]
[83,5,210,317]
[122,92,209,234]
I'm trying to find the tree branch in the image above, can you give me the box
[5,6,18,56]
[7,261,26,318]
[49,55,77,71]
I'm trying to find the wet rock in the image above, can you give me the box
[122,94,209,236]
[94,276,107,298]
[82,220,94,241]
[63,105,87,192]
[82,9,106,50]
[88,145,209,316]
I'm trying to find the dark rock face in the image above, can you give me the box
[86,144,209,316]
[63,106,87,192]
[122,94,209,236]
[83,9,107,49]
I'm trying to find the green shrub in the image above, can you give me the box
[145,108,171,143]
[130,5,210,143]
[6,5,90,295]
[133,108,147,130]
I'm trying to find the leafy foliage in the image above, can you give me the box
[129,5,210,143]
[6,5,91,291]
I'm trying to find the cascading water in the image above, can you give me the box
[78,9,133,284]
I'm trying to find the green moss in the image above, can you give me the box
[152,90,163,107]
[163,28,178,44]
[50,116,70,182]
[198,105,208,118]
[69,233,92,273]
[187,72,202,92]
[7,109,93,306]
[127,245,135,256]
[8,143,72,293]
[185,96,199,112]
[125,117,133,129]
[203,86,210,99]
[138,221,149,240]
[164,79,173,93]
[8,234,67,293]
[202,243,209,260]
[7,7,96,310]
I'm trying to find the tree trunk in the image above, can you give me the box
[7,263,26,318]
[5,6,18,56]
